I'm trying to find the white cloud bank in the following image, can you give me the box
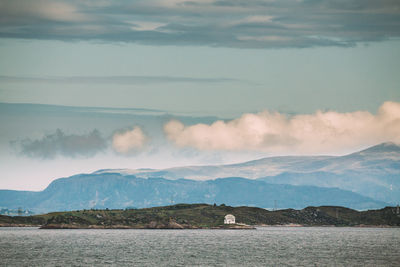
[112,127,148,154]
[164,101,400,154]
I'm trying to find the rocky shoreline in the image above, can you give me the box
[0,223,41,227]
[40,221,255,230]
[5,223,396,229]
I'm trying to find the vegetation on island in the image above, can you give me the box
[0,204,399,229]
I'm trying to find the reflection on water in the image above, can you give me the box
[0,227,399,266]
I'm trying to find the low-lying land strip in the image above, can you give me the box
[1,204,399,229]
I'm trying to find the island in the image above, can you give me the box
[1,204,399,229]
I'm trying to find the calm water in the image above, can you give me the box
[1,227,399,266]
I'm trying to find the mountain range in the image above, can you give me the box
[1,142,399,213]
[97,142,400,204]
[0,174,388,213]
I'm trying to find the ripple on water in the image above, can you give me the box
[0,227,399,266]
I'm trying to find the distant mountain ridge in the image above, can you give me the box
[357,142,400,155]
[0,173,388,213]
[0,143,398,213]
[97,142,400,177]
[95,142,400,204]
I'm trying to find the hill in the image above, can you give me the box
[1,204,399,229]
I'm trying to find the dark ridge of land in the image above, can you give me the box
[0,204,399,229]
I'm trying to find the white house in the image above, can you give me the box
[224,214,235,224]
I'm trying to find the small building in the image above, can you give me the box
[224,214,235,224]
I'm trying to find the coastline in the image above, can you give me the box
[1,204,399,229]
[39,223,256,230]
[1,224,399,229]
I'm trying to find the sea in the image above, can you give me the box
[1,227,399,266]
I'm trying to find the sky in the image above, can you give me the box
[0,0,400,190]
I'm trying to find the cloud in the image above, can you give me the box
[0,0,90,25]
[112,127,148,154]
[15,129,107,159]
[0,75,238,85]
[164,101,400,154]
[0,0,399,48]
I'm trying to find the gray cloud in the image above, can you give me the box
[14,129,107,159]
[0,0,399,48]
[0,75,238,85]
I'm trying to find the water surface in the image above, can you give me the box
[1,227,399,266]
